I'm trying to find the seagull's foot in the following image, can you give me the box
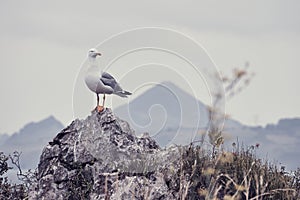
[95,105,104,112]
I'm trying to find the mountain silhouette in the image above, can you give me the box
[114,82,300,170]
[0,116,64,169]
[0,82,299,171]
[114,81,211,146]
[114,81,244,147]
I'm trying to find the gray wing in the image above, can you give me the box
[100,72,122,91]
[100,72,132,97]
[101,72,115,79]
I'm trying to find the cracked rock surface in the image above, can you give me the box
[29,108,180,200]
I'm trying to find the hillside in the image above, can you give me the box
[0,116,64,169]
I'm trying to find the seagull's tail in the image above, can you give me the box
[114,90,132,98]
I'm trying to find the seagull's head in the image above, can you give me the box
[88,48,102,59]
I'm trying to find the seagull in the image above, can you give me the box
[85,48,132,112]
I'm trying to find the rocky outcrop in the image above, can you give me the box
[29,108,181,200]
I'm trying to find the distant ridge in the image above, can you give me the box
[114,81,243,146]
[0,82,299,171]
[114,82,300,170]
[0,116,64,169]
[0,133,9,146]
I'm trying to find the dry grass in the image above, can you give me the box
[172,144,300,200]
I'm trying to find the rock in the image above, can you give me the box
[29,108,181,200]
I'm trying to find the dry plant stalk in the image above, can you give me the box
[208,63,254,151]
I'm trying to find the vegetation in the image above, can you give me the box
[207,62,255,154]
[0,152,28,199]
[1,146,299,199]
[172,64,299,199]
[174,144,300,199]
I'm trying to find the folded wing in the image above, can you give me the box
[100,72,132,97]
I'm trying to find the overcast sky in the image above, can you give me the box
[0,0,299,134]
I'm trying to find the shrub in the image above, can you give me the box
[174,144,299,199]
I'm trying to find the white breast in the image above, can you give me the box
[85,74,114,94]
[85,74,101,93]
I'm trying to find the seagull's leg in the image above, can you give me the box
[97,93,99,107]
[96,93,104,112]
[102,94,106,107]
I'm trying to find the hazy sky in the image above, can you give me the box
[0,0,299,134]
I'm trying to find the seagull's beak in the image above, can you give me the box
[96,52,102,56]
